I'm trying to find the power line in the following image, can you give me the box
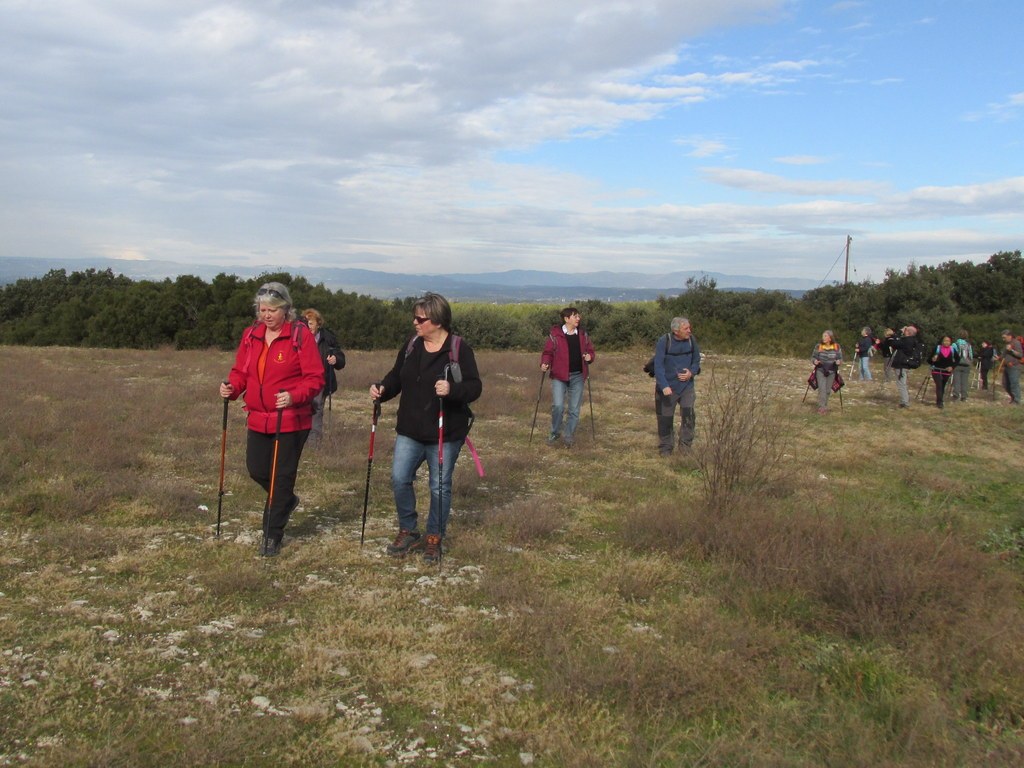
[816,241,849,288]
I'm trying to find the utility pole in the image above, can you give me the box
[843,235,852,286]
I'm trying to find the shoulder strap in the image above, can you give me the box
[403,334,418,360]
[448,334,463,383]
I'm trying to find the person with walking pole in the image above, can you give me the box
[301,308,346,447]
[810,330,843,415]
[1000,329,1022,405]
[978,340,996,391]
[886,324,921,409]
[652,317,700,455]
[220,282,325,557]
[855,327,875,381]
[540,307,595,448]
[369,293,482,563]
[215,387,230,538]
[528,370,546,444]
[360,400,381,547]
[928,335,959,409]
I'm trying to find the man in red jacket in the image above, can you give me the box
[540,307,595,448]
[220,282,324,556]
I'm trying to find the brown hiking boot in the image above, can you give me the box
[422,534,443,564]
[386,529,422,557]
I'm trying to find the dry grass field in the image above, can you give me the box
[1,344,1023,766]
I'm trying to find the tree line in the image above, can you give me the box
[0,251,1021,355]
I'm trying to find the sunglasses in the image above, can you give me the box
[257,287,285,301]
[413,315,431,325]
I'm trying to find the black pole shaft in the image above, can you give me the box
[360,400,381,547]
[529,370,546,444]
[216,393,229,539]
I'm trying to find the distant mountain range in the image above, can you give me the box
[0,256,820,302]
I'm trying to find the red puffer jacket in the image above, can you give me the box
[226,321,325,434]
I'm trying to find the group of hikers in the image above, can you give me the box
[809,324,1023,413]
[218,281,1018,562]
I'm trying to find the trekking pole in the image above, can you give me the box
[848,354,857,379]
[916,373,930,402]
[837,384,843,412]
[436,373,446,567]
[263,397,285,556]
[528,370,546,444]
[993,359,1005,401]
[360,399,382,547]
[216,384,229,539]
[586,374,596,439]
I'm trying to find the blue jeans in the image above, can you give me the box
[391,434,464,536]
[859,355,872,380]
[550,372,585,441]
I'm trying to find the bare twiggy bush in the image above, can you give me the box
[694,365,791,511]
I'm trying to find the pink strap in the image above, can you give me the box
[464,437,485,477]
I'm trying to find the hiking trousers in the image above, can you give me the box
[247,428,309,540]
[656,386,696,453]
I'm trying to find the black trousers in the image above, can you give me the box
[246,428,309,539]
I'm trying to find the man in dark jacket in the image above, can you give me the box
[653,317,701,455]
[888,324,920,408]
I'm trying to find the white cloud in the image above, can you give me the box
[774,155,829,165]
[0,1,1019,284]
[701,168,888,197]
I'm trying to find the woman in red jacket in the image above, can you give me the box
[219,282,324,556]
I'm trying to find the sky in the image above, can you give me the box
[1,0,1021,284]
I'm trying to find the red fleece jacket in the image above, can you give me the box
[226,321,325,434]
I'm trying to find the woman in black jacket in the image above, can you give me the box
[302,309,346,444]
[369,293,482,563]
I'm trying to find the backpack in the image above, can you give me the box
[644,333,698,378]
[241,319,308,372]
[404,333,464,382]
[954,339,973,365]
[900,338,924,369]
[403,334,484,476]
[403,334,473,425]
[643,334,671,377]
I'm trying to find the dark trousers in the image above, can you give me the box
[931,372,950,407]
[656,387,696,453]
[246,428,309,539]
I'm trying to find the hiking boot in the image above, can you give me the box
[261,535,282,557]
[546,434,559,446]
[284,494,300,518]
[386,529,422,557]
[422,534,443,564]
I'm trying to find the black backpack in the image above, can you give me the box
[894,337,924,369]
[644,333,698,377]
